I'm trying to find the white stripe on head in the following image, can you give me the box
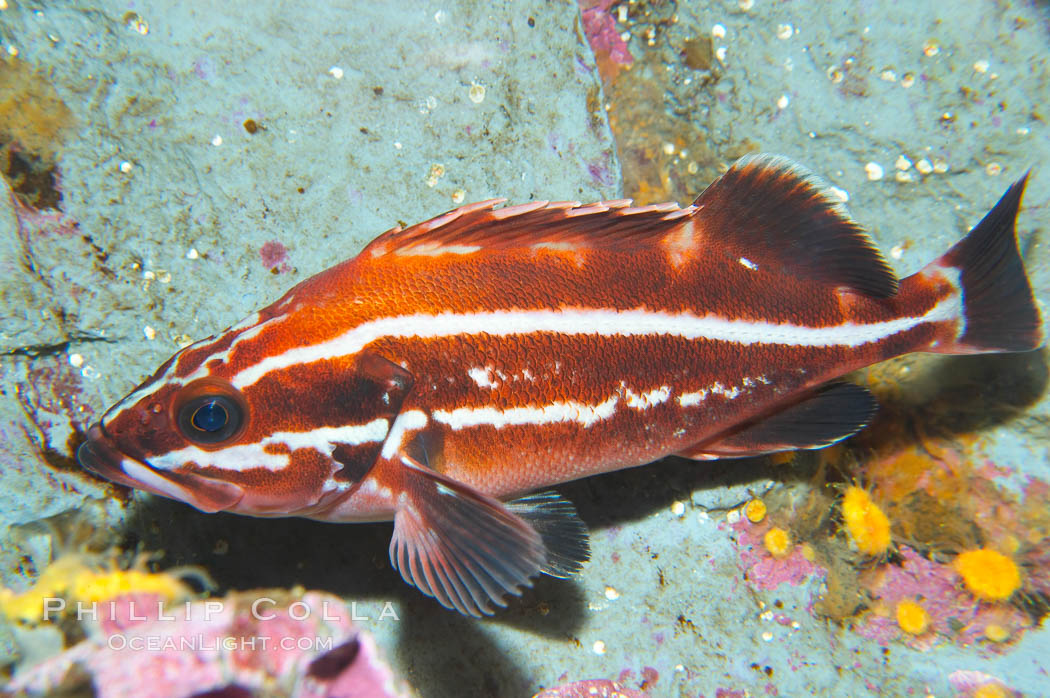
[276,419,392,452]
[104,312,286,427]
[150,418,391,473]
[122,458,198,500]
[182,313,288,382]
[232,299,960,390]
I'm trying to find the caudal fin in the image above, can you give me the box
[930,174,1042,354]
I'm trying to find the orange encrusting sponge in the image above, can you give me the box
[895,599,929,635]
[744,499,767,523]
[764,527,792,559]
[953,548,1022,601]
[842,486,891,556]
[973,683,1011,698]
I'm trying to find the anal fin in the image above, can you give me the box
[678,382,878,460]
[390,455,548,617]
[507,491,590,578]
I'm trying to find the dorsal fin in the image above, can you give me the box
[362,197,697,257]
[693,154,899,297]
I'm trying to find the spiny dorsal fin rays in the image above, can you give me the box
[363,196,698,258]
[362,153,897,294]
[693,153,899,298]
[421,198,509,231]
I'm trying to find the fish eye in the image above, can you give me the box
[192,399,229,432]
[175,383,246,445]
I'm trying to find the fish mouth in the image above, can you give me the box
[77,423,245,514]
[77,424,144,489]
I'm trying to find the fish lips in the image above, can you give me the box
[77,423,245,514]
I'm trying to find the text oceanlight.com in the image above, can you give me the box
[107,634,339,652]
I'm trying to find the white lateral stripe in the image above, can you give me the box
[396,244,482,256]
[677,390,708,407]
[677,374,769,408]
[467,366,500,389]
[710,382,741,399]
[231,300,959,389]
[625,385,671,410]
[385,375,760,440]
[274,419,391,451]
[107,312,288,424]
[433,395,619,431]
[149,418,391,473]
[430,374,751,432]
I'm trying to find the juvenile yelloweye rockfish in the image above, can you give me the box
[78,155,1042,616]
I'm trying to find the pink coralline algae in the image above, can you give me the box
[579,0,634,80]
[855,546,1030,650]
[21,353,95,434]
[949,670,1019,697]
[260,239,291,273]
[587,153,617,188]
[614,666,659,692]
[11,192,79,237]
[6,590,411,698]
[534,679,650,698]
[734,522,826,591]
[714,689,748,698]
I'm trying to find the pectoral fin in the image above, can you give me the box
[390,455,547,616]
[678,382,878,459]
